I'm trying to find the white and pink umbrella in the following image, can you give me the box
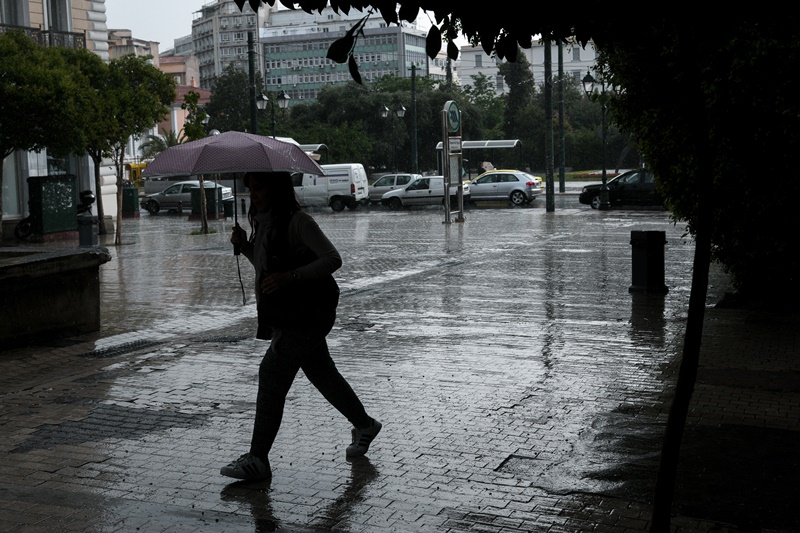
[141,131,324,178]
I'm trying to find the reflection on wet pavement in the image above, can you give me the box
[4,200,793,532]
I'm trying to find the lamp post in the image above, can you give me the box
[583,71,611,210]
[380,105,406,171]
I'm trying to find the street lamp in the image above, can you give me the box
[583,71,611,210]
[268,90,290,138]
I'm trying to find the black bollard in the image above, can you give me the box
[629,230,668,294]
[241,197,247,215]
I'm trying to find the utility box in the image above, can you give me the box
[630,230,668,293]
[27,174,78,240]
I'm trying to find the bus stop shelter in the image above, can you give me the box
[435,139,522,178]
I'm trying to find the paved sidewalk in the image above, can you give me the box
[1,198,798,532]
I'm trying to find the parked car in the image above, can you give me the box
[578,169,662,209]
[140,180,233,214]
[368,173,420,204]
[381,176,470,209]
[467,170,543,205]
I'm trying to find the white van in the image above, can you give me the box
[380,175,470,209]
[292,163,369,212]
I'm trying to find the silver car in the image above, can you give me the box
[369,173,419,203]
[141,180,233,214]
[467,170,543,205]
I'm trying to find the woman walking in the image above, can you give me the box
[221,171,381,481]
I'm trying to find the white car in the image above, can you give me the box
[381,176,470,209]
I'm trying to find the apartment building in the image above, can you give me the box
[261,6,431,104]
[459,40,597,94]
[191,0,266,90]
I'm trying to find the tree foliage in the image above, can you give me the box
[599,20,800,299]
[205,64,263,134]
[0,30,85,220]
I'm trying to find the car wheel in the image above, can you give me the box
[359,198,370,207]
[510,191,526,206]
[145,200,160,214]
[590,195,601,209]
[347,201,359,211]
[330,198,346,212]
[388,197,403,210]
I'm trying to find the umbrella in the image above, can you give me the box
[141,130,324,178]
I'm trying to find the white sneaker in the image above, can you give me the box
[220,453,271,481]
[346,419,382,457]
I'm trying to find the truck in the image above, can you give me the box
[292,163,369,212]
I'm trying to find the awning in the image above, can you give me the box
[435,139,521,150]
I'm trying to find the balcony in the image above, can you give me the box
[0,23,86,50]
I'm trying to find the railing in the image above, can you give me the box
[0,23,86,50]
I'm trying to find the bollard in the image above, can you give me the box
[177,200,183,215]
[629,230,668,293]
[241,197,247,215]
[78,213,98,247]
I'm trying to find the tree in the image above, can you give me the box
[54,45,115,234]
[181,90,212,234]
[205,64,263,134]
[139,128,185,159]
[0,30,84,223]
[462,72,504,139]
[106,54,176,245]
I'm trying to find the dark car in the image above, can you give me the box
[578,169,662,209]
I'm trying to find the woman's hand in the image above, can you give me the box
[230,224,247,245]
[260,271,293,294]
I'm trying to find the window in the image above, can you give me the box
[572,47,581,61]
[475,54,483,68]
[47,0,70,31]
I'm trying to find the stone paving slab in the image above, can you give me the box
[1,199,798,532]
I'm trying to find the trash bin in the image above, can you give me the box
[190,186,222,217]
[121,185,139,217]
[629,230,668,294]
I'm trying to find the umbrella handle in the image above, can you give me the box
[233,176,240,256]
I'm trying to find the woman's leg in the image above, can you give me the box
[297,335,371,428]
[249,332,301,459]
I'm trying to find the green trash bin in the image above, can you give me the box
[223,198,234,218]
[190,186,222,216]
[121,185,139,217]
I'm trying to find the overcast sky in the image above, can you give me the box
[105,0,208,51]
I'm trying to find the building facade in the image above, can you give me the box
[261,6,431,104]
[191,0,264,91]
[459,40,597,95]
[1,0,115,237]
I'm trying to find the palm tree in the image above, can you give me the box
[140,128,184,159]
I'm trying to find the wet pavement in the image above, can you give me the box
[1,192,798,532]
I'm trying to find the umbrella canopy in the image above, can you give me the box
[141,131,324,178]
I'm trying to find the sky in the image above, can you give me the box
[105,0,209,51]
